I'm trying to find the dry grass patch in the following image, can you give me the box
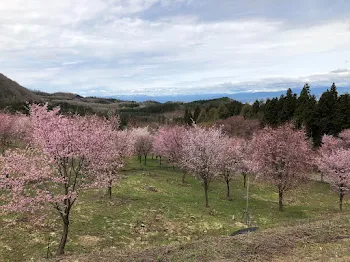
[58,214,350,262]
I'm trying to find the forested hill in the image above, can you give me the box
[0,73,39,105]
[0,73,244,125]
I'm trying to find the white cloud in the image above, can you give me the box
[0,0,350,97]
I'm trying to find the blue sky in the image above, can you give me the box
[1,0,350,97]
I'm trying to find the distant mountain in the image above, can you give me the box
[2,72,350,109]
[0,73,39,104]
[108,85,350,103]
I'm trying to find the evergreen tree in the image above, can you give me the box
[336,94,350,130]
[226,100,243,116]
[252,99,265,121]
[240,103,254,119]
[263,97,280,126]
[197,108,207,123]
[278,88,297,123]
[193,106,201,122]
[317,83,339,136]
[217,103,229,119]
[252,100,260,116]
[294,83,319,145]
[207,107,220,122]
[183,108,193,125]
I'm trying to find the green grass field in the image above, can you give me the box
[0,157,349,261]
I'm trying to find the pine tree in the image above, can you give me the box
[218,103,229,119]
[278,88,297,123]
[263,98,280,126]
[193,106,201,122]
[294,83,319,145]
[197,108,207,123]
[317,83,339,136]
[183,109,193,125]
[336,94,350,130]
[240,103,254,119]
[252,100,260,116]
[207,107,220,122]
[226,100,243,116]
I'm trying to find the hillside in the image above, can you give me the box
[0,73,39,105]
[0,74,188,123]
[1,157,349,261]
[63,214,350,261]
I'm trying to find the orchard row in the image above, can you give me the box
[0,103,349,255]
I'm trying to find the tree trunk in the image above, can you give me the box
[204,180,209,208]
[139,155,142,163]
[144,155,147,165]
[321,173,324,182]
[226,177,230,199]
[108,181,112,199]
[57,217,69,255]
[278,186,283,211]
[339,192,344,212]
[159,156,162,166]
[243,173,247,188]
[182,172,186,183]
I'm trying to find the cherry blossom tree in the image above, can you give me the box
[0,148,54,213]
[152,132,164,165]
[132,127,153,165]
[218,137,243,199]
[238,139,254,188]
[86,116,135,199]
[319,134,350,211]
[251,124,313,211]
[0,113,15,154]
[0,113,30,154]
[153,126,187,182]
[180,126,228,207]
[0,104,117,255]
[218,137,254,197]
[102,129,135,198]
[339,129,350,148]
[12,114,32,143]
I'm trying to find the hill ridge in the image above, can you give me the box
[0,73,39,104]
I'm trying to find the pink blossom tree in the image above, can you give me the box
[99,129,135,198]
[0,113,30,154]
[132,127,154,165]
[84,115,135,199]
[319,134,350,211]
[180,127,228,207]
[0,113,15,154]
[0,148,54,213]
[153,126,187,182]
[0,104,117,255]
[152,131,164,165]
[251,124,313,211]
[218,137,243,199]
[238,139,254,188]
[339,129,350,148]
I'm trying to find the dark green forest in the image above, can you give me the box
[184,83,349,147]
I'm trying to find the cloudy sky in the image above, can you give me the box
[1,0,350,97]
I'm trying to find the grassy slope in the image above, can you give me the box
[0,157,349,261]
[64,214,350,262]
